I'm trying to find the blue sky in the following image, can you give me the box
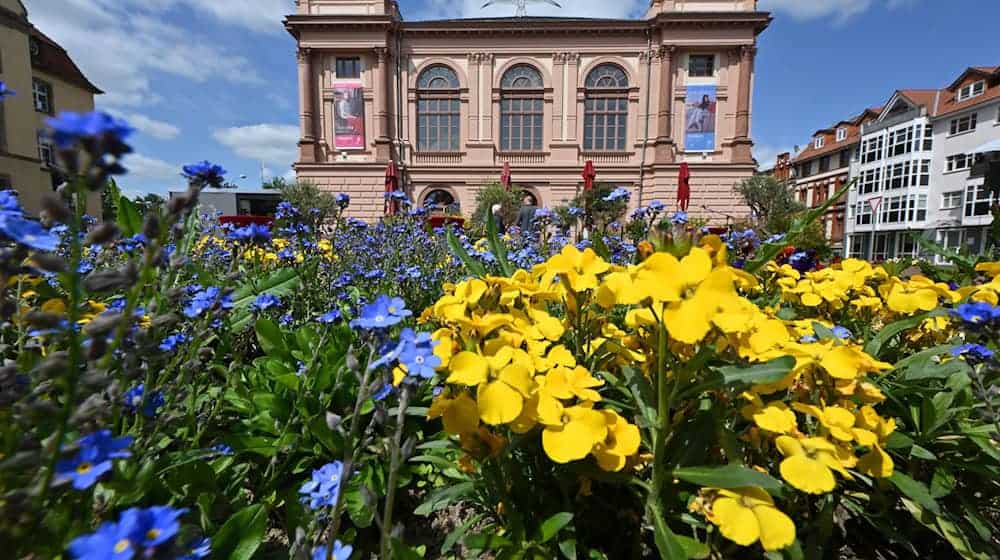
[24,0,1000,198]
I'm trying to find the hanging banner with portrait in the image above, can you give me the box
[333,82,365,150]
[684,85,717,152]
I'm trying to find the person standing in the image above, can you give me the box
[516,193,538,232]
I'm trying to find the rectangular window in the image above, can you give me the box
[949,113,978,135]
[335,58,361,79]
[836,128,847,142]
[500,97,543,151]
[957,80,985,102]
[855,201,872,225]
[37,130,55,166]
[941,191,963,209]
[813,184,829,206]
[839,149,851,168]
[818,155,830,173]
[939,230,964,254]
[688,55,715,78]
[32,78,53,114]
[814,137,825,149]
[417,98,460,152]
[859,168,881,194]
[861,135,883,164]
[849,234,867,258]
[946,153,984,172]
[799,160,812,178]
[965,183,994,217]
[906,194,927,222]
[584,96,628,151]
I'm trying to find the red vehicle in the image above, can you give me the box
[218,215,273,227]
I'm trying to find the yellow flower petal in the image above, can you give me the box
[447,352,489,386]
[779,455,835,494]
[753,504,796,551]
[712,496,760,546]
[477,380,524,425]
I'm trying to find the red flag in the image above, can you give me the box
[677,162,691,212]
[582,160,596,192]
[500,162,512,190]
[385,161,399,216]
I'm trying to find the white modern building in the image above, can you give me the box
[846,66,999,261]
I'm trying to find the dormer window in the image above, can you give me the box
[957,80,985,102]
[835,128,847,142]
[814,137,824,149]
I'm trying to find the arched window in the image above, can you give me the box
[500,64,544,151]
[422,188,456,208]
[416,65,460,151]
[584,64,628,151]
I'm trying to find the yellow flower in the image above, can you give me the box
[881,278,939,314]
[540,404,608,464]
[539,365,603,402]
[792,403,876,445]
[428,392,480,436]
[705,487,796,551]
[857,444,894,478]
[744,400,798,435]
[775,435,848,494]
[592,410,641,472]
[544,245,610,292]
[975,262,1000,277]
[819,345,892,380]
[446,348,534,425]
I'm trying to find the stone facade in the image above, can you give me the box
[286,0,769,221]
[0,0,102,215]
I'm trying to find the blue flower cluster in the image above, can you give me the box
[299,461,345,510]
[123,384,165,418]
[251,293,282,312]
[951,302,1000,327]
[603,187,631,203]
[182,160,227,188]
[55,430,132,490]
[183,286,233,318]
[350,295,411,330]
[312,541,353,560]
[159,332,189,353]
[952,343,994,363]
[0,190,60,251]
[227,223,272,244]
[67,506,191,560]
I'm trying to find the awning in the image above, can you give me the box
[971,138,1000,154]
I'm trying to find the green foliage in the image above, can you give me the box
[276,179,338,226]
[471,182,525,233]
[570,183,627,231]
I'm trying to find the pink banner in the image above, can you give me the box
[333,83,365,150]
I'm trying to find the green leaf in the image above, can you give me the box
[718,356,796,387]
[465,533,513,551]
[538,512,574,543]
[391,539,424,560]
[672,465,783,496]
[889,472,941,516]
[415,481,476,516]
[486,210,514,277]
[255,319,287,358]
[116,194,142,236]
[590,233,612,262]
[675,535,709,559]
[231,268,303,331]
[622,366,657,430]
[210,504,268,560]
[446,226,488,278]
[441,513,484,554]
[744,178,852,273]
[930,466,955,499]
[649,506,687,560]
[558,539,578,560]
[864,310,944,358]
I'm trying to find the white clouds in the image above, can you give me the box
[759,0,917,23]
[213,123,299,166]
[416,0,647,20]
[752,144,797,170]
[125,153,182,181]
[25,0,265,108]
[108,111,181,140]
[177,0,294,35]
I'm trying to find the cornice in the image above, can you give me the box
[0,5,30,33]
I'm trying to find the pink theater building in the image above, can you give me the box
[285,0,770,220]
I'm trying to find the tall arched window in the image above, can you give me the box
[500,64,544,151]
[584,64,628,151]
[416,65,460,151]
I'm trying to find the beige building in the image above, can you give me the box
[286,0,770,220]
[0,0,101,215]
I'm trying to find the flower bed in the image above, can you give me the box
[0,111,998,559]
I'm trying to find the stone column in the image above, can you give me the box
[468,53,481,141]
[552,53,566,141]
[732,44,755,162]
[654,45,675,162]
[564,53,580,141]
[373,47,392,161]
[480,53,495,141]
[297,47,317,163]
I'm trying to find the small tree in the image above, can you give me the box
[471,182,524,232]
[133,193,165,216]
[736,175,803,232]
[570,183,628,232]
[277,180,338,226]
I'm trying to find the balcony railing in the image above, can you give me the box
[412,152,465,166]
[496,151,549,165]
[579,151,634,165]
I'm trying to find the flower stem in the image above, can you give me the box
[380,384,411,559]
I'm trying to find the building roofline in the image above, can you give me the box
[285,11,771,37]
[29,26,103,94]
[945,66,999,91]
